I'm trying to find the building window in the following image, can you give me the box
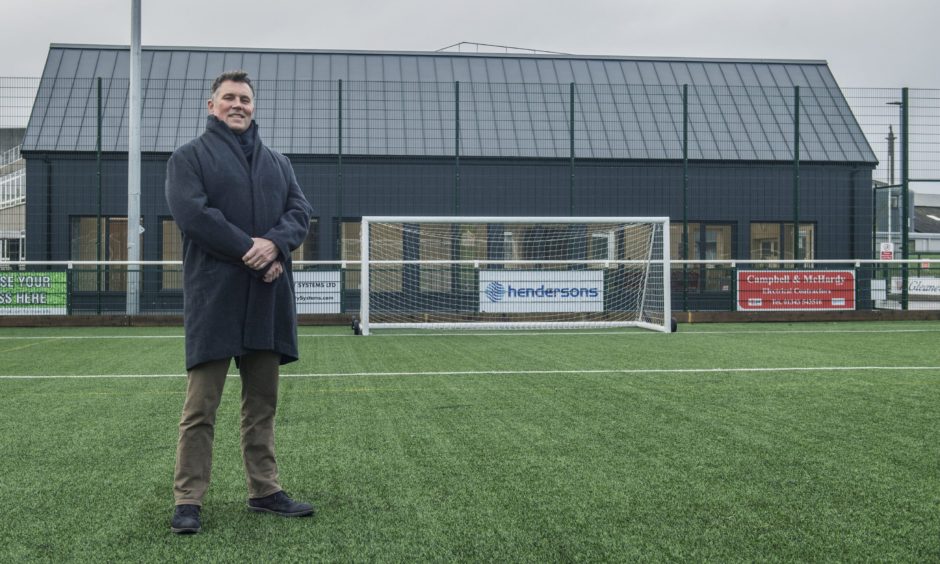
[290,220,319,263]
[670,223,735,292]
[420,223,451,292]
[413,223,487,293]
[500,224,573,268]
[69,216,135,291]
[1,234,25,262]
[457,224,486,292]
[588,229,615,262]
[501,230,518,267]
[341,221,361,291]
[161,219,182,290]
[750,222,815,266]
[671,222,699,261]
[370,221,403,292]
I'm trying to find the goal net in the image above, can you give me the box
[359,216,671,334]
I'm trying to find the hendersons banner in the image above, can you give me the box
[479,270,604,313]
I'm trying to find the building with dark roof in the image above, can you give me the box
[0,127,25,262]
[22,44,878,312]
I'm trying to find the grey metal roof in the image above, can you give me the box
[23,44,877,164]
[915,206,940,233]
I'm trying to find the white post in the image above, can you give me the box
[662,219,672,332]
[126,0,142,315]
[360,219,370,335]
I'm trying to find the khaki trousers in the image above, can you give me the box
[173,351,281,506]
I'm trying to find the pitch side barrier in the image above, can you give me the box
[0,258,935,319]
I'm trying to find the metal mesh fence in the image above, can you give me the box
[0,77,938,316]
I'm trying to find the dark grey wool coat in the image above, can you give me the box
[166,116,313,370]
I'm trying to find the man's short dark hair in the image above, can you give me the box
[210,70,254,97]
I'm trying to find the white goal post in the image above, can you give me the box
[359,216,671,335]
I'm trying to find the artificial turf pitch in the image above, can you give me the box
[1,322,938,561]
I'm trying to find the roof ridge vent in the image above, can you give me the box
[436,42,569,56]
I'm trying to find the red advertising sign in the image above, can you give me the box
[737,270,855,311]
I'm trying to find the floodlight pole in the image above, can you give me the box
[684,84,698,311]
[126,0,142,315]
[682,84,689,313]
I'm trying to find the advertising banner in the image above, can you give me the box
[891,276,940,296]
[294,270,341,314]
[0,271,68,315]
[737,270,855,311]
[479,270,604,313]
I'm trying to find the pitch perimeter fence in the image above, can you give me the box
[1,77,938,317]
[0,259,937,317]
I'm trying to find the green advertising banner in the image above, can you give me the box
[0,271,68,315]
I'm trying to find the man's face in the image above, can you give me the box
[207,80,254,133]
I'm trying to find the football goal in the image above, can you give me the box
[358,216,671,335]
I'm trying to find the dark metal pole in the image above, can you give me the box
[901,88,910,310]
[44,159,52,261]
[569,82,575,215]
[96,77,102,315]
[454,81,460,215]
[793,86,801,261]
[886,125,895,185]
[336,79,343,259]
[682,84,689,312]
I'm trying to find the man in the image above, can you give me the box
[165,70,314,534]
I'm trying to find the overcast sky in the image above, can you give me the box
[1,0,938,87]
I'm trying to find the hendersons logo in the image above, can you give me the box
[485,282,506,302]
[484,281,598,302]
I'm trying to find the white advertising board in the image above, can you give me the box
[294,270,341,314]
[891,276,940,296]
[479,270,604,313]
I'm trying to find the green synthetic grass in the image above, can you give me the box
[1,322,939,561]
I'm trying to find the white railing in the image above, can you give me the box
[0,146,21,168]
[0,168,25,209]
[0,260,935,317]
[2,259,935,267]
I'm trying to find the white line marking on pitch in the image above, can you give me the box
[0,327,938,340]
[1,366,939,380]
[364,328,940,337]
[0,335,185,340]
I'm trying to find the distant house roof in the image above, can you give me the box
[23,44,877,164]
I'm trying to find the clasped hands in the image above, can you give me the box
[242,237,282,283]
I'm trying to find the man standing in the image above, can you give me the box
[165,70,314,534]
